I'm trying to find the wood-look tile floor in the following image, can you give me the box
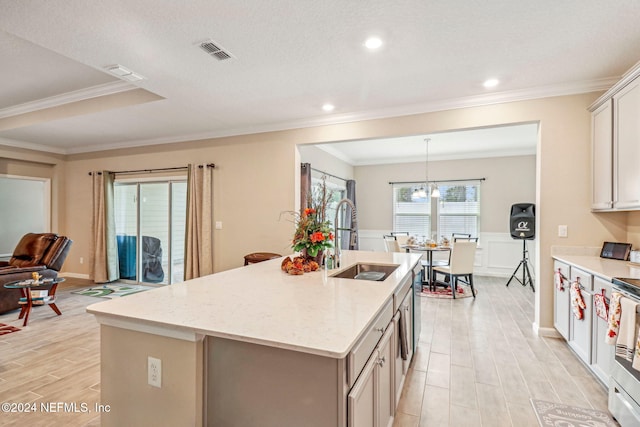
[393,275,613,427]
[0,276,612,426]
[0,278,100,427]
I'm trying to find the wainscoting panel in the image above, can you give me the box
[357,230,536,278]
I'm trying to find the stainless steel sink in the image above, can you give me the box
[330,263,399,281]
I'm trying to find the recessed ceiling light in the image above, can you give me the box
[364,37,383,50]
[322,103,335,112]
[483,78,499,88]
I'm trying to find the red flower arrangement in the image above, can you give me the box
[288,179,335,259]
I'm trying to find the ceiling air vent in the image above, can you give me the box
[199,40,234,61]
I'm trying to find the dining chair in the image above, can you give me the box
[383,235,402,253]
[451,232,472,241]
[431,240,477,298]
[390,231,410,246]
[453,236,478,242]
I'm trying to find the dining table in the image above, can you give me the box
[401,244,451,290]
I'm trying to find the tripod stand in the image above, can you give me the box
[506,240,535,292]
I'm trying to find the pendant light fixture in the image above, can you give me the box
[412,137,431,201]
[427,138,440,198]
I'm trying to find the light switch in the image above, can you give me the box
[558,225,568,238]
[215,221,223,230]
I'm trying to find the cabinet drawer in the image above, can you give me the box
[393,273,412,312]
[348,299,393,387]
[570,266,593,292]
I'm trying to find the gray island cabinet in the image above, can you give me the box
[88,250,423,427]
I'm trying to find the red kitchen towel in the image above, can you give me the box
[570,281,586,320]
[606,292,622,345]
[554,269,566,291]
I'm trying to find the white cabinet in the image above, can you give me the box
[568,267,593,364]
[592,100,613,210]
[591,277,614,384]
[590,62,640,211]
[553,260,571,340]
[613,78,640,209]
[348,323,395,427]
[393,290,413,407]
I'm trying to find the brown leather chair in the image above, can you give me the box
[0,233,73,314]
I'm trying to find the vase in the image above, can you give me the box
[302,248,324,265]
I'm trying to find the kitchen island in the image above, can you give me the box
[87,250,423,426]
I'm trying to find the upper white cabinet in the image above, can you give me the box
[591,100,613,209]
[590,61,640,211]
[614,78,640,209]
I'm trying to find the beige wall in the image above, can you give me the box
[64,136,298,274]
[355,155,536,232]
[298,144,355,181]
[1,91,630,331]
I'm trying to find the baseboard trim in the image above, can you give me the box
[532,323,562,338]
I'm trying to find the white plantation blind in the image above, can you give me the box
[392,184,431,238]
[436,181,480,238]
[391,180,481,240]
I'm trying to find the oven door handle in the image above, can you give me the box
[612,385,640,417]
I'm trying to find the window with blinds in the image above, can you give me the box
[436,181,480,238]
[392,184,431,238]
[392,180,480,240]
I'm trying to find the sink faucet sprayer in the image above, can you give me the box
[332,198,358,269]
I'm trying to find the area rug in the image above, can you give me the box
[420,284,476,299]
[0,323,20,336]
[71,284,154,299]
[530,399,617,427]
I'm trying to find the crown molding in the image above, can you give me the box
[0,137,67,155]
[19,77,620,155]
[589,59,640,111]
[0,80,138,119]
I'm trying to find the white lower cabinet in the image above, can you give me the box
[553,260,571,340]
[393,290,414,407]
[591,277,614,384]
[568,266,594,364]
[553,257,617,388]
[348,323,395,427]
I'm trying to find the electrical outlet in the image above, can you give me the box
[558,225,568,238]
[148,356,161,388]
[79,257,84,264]
[215,221,223,230]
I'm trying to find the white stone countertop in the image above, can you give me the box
[552,254,640,281]
[87,250,422,359]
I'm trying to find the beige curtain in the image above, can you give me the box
[184,164,214,280]
[91,171,119,283]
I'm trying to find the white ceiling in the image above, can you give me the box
[315,122,539,165]
[0,1,639,156]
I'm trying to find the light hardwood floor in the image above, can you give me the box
[0,276,612,426]
[0,278,100,427]
[393,275,613,427]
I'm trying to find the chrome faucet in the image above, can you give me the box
[333,198,358,269]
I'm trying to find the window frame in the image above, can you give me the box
[391,180,481,240]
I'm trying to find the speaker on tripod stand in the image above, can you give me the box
[506,203,535,291]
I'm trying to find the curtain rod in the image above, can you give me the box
[88,164,215,176]
[308,166,348,182]
[388,177,486,185]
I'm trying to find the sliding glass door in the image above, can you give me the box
[114,180,186,285]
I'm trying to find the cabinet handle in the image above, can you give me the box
[374,327,385,333]
[377,356,386,367]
